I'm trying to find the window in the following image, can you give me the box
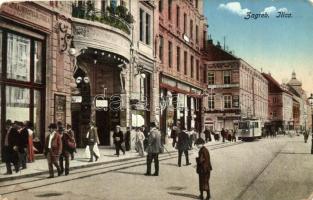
[184,51,187,75]
[208,72,214,84]
[195,0,198,8]
[159,35,164,62]
[34,41,43,83]
[183,13,187,33]
[196,60,199,80]
[208,95,215,109]
[196,25,199,44]
[203,65,207,83]
[168,41,172,68]
[168,0,172,20]
[190,55,194,78]
[176,6,180,28]
[7,33,31,82]
[176,46,180,72]
[190,20,193,39]
[224,95,232,109]
[159,0,163,13]
[140,9,144,42]
[145,13,151,45]
[223,71,231,84]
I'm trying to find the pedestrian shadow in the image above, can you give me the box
[162,163,178,167]
[75,158,90,162]
[35,192,63,197]
[102,154,119,157]
[166,186,186,191]
[113,170,144,176]
[168,192,199,199]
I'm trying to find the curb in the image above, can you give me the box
[0,141,237,182]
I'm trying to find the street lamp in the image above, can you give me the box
[307,93,313,154]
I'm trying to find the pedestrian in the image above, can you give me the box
[304,130,309,143]
[221,128,226,142]
[3,120,19,175]
[66,124,76,160]
[142,125,149,150]
[135,127,145,157]
[177,126,191,167]
[170,125,178,148]
[86,121,100,162]
[204,127,211,143]
[59,124,76,175]
[17,121,28,169]
[113,125,125,157]
[195,138,212,200]
[26,121,35,163]
[145,122,161,176]
[125,127,131,151]
[44,123,62,178]
[232,129,237,142]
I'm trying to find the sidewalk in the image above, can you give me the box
[0,139,226,182]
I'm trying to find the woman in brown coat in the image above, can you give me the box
[195,138,212,200]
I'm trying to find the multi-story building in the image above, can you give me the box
[202,41,268,131]
[262,73,293,132]
[156,0,208,136]
[0,1,73,153]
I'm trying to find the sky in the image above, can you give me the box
[203,0,313,95]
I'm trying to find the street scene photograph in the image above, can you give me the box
[0,0,313,199]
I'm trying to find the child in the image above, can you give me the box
[195,138,212,200]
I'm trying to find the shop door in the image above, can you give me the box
[96,110,110,145]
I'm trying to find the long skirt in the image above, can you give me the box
[199,171,211,192]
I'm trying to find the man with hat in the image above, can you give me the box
[44,123,62,178]
[113,125,125,156]
[86,121,100,162]
[3,120,19,175]
[145,122,161,176]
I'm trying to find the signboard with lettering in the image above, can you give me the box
[54,94,66,125]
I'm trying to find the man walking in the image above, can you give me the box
[87,121,100,162]
[60,124,76,175]
[113,125,125,157]
[170,126,178,148]
[177,126,191,167]
[44,123,62,178]
[3,120,19,175]
[145,122,161,176]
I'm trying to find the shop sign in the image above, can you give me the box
[95,99,108,108]
[54,95,66,125]
[0,2,52,30]
[71,96,82,103]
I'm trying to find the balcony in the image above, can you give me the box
[72,4,133,34]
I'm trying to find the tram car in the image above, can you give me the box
[237,119,262,141]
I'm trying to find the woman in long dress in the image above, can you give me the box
[26,121,35,163]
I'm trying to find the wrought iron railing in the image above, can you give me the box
[72,4,132,34]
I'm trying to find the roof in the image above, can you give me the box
[261,73,284,93]
[287,71,302,86]
[202,43,238,61]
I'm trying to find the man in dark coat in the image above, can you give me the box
[177,126,191,167]
[59,123,75,175]
[3,120,19,174]
[204,127,211,142]
[113,125,125,156]
[18,121,29,169]
[145,122,161,176]
[170,126,178,147]
[125,127,131,151]
[195,138,212,200]
[221,128,226,142]
[44,123,62,178]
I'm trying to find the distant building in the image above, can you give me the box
[202,42,268,131]
[262,73,293,132]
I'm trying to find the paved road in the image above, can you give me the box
[1,136,312,200]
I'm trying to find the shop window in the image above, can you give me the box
[7,33,31,82]
[224,71,231,84]
[224,95,232,109]
[34,90,41,140]
[208,95,215,109]
[6,86,30,121]
[208,72,214,85]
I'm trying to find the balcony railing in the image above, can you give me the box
[72,4,133,34]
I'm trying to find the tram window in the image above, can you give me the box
[239,122,249,129]
[253,122,259,128]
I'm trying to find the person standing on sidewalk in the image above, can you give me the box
[26,121,35,163]
[195,138,212,200]
[17,121,28,170]
[125,127,131,151]
[177,126,191,167]
[59,124,76,175]
[145,122,161,176]
[113,125,125,157]
[44,123,62,178]
[3,120,19,175]
[135,127,145,157]
[66,124,76,160]
[170,126,178,148]
[204,127,211,143]
[87,121,100,162]
[221,128,226,143]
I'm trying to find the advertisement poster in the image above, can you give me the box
[0,0,312,200]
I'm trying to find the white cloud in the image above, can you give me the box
[218,2,250,17]
[309,0,313,5]
[261,6,289,15]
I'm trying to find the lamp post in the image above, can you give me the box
[307,93,313,154]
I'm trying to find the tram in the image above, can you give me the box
[237,119,262,141]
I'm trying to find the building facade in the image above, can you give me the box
[262,73,293,132]
[0,1,73,153]
[156,0,208,139]
[202,42,268,131]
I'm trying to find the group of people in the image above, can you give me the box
[3,120,35,175]
[44,122,76,178]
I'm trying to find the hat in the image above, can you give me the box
[48,123,57,129]
[194,138,205,145]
